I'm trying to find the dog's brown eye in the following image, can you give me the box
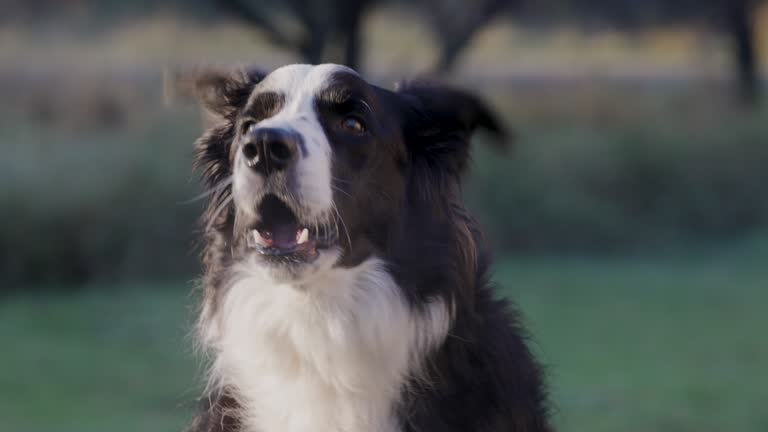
[340,116,365,134]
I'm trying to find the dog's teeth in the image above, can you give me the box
[297,228,309,245]
[252,230,267,246]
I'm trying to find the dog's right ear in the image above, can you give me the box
[193,67,266,120]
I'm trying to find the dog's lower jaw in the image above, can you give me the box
[201,257,452,432]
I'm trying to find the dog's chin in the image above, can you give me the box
[244,246,342,283]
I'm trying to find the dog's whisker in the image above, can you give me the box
[331,202,352,250]
[331,176,355,185]
[331,185,353,199]
[205,194,233,232]
[179,177,233,205]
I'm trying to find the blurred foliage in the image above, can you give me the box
[2,2,768,287]
[3,84,768,287]
[3,0,764,103]
[468,102,768,252]
[1,0,216,24]
[0,108,203,288]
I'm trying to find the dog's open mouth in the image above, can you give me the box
[245,194,337,261]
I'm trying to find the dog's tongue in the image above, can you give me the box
[270,223,298,249]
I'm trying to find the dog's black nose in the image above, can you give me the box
[242,128,300,175]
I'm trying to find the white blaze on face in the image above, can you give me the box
[232,64,356,219]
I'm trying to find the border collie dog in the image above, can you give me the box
[187,64,551,432]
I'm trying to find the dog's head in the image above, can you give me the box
[194,64,504,282]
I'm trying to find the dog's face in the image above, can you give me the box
[229,65,406,278]
[195,64,503,282]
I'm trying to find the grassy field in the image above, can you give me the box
[497,237,768,432]
[2,238,767,432]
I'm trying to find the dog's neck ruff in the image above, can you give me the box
[202,257,452,432]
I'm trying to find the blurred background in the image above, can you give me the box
[2,0,767,431]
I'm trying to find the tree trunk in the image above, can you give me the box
[340,1,366,69]
[727,0,760,106]
[430,0,511,74]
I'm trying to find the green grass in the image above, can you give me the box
[496,239,768,432]
[2,241,767,432]
[0,285,201,432]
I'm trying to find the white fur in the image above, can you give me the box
[201,256,452,432]
[233,64,355,220]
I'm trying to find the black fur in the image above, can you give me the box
[186,65,552,432]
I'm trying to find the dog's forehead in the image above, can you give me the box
[257,64,361,99]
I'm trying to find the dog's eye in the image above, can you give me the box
[241,121,256,136]
[340,116,366,134]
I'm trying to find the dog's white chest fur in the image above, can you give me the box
[203,258,451,432]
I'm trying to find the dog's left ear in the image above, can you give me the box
[398,83,508,175]
[193,66,266,120]
[165,66,266,118]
